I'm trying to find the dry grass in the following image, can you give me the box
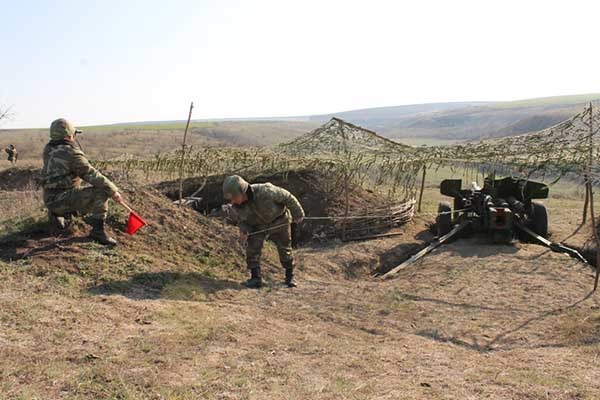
[0,190,43,224]
[1,167,599,399]
[0,120,317,166]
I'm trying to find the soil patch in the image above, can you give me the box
[0,167,41,191]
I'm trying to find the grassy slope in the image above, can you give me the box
[319,94,600,144]
[4,94,600,155]
[1,168,599,399]
[0,120,318,166]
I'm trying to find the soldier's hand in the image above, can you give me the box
[240,230,249,245]
[294,217,304,225]
[112,192,124,204]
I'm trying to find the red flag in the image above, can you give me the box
[125,211,147,235]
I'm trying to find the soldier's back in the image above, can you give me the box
[41,141,79,191]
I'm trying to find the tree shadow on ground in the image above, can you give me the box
[415,289,596,352]
[0,220,92,262]
[88,271,243,301]
[398,291,531,313]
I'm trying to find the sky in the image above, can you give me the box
[2,0,600,128]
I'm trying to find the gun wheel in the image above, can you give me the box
[436,201,452,237]
[531,201,548,238]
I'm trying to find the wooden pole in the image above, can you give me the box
[118,200,133,213]
[178,102,194,207]
[582,175,590,224]
[418,164,427,213]
[588,178,600,291]
[339,119,350,240]
[344,168,349,240]
[586,103,600,291]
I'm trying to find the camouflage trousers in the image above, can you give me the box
[44,187,110,220]
[246,218,294,271]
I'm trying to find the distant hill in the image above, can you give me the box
[4,94,600,159]
[307,102,490,124]
[306,94,600,144]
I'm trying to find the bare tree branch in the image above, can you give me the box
[0,105,14,124]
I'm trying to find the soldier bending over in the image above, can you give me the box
[223,175,305,288]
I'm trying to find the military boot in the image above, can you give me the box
[284,268,297,288]
[62,212,74,229]
[243,268,262,289]
[89,219,117,246]
[48,211,66,231]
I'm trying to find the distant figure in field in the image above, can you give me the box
[223,175,305,288]
[4,144,17,165]
[40,118,123,246]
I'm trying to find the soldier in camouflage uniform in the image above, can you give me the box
[223,175,305,288]
[40,118,123,246]
[5,145,17,165]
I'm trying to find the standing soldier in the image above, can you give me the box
[223,175,305,288]
[40,118,123,246]
[5,144,17,165]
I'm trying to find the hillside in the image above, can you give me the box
[0,120,318,166]
[383,103,587,142]
[3,94,600,159]
[309,94,600,143]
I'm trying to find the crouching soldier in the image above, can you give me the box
[223,175,305,288]
[40,118,123,246]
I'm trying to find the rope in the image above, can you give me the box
[418,207,473,217]
[245,206,473,237]
[246,198,585,238]
[247,210,409,236]
[247,223,291,236]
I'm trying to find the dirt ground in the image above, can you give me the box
[0,167,41,191]
[1,171,599,399]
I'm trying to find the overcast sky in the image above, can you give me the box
[2,0,600,128]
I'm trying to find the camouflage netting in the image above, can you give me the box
[275,117,428,199]
[94,104,600,201]
[279,117,410,156]
[95,118,428,200]
[425,103,600,181]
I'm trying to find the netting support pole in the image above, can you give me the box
[582,175,590,224]
[588,179,599,292]
[586,102,600,291]
[418,165,427,213]
[178,102,194,208]
[343,168,349,241]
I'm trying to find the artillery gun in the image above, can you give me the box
[435,176,549,243]
[381,175,587,279]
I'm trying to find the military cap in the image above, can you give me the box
[50,118,82,140]
[223,175,249,200]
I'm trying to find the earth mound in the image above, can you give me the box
[0,182,270,296]
[155,169,403,243]
[0,167,41,191]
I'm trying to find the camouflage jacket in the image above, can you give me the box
[233,183,305,232]
[5,147,17,160]
[40,140,118,195]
